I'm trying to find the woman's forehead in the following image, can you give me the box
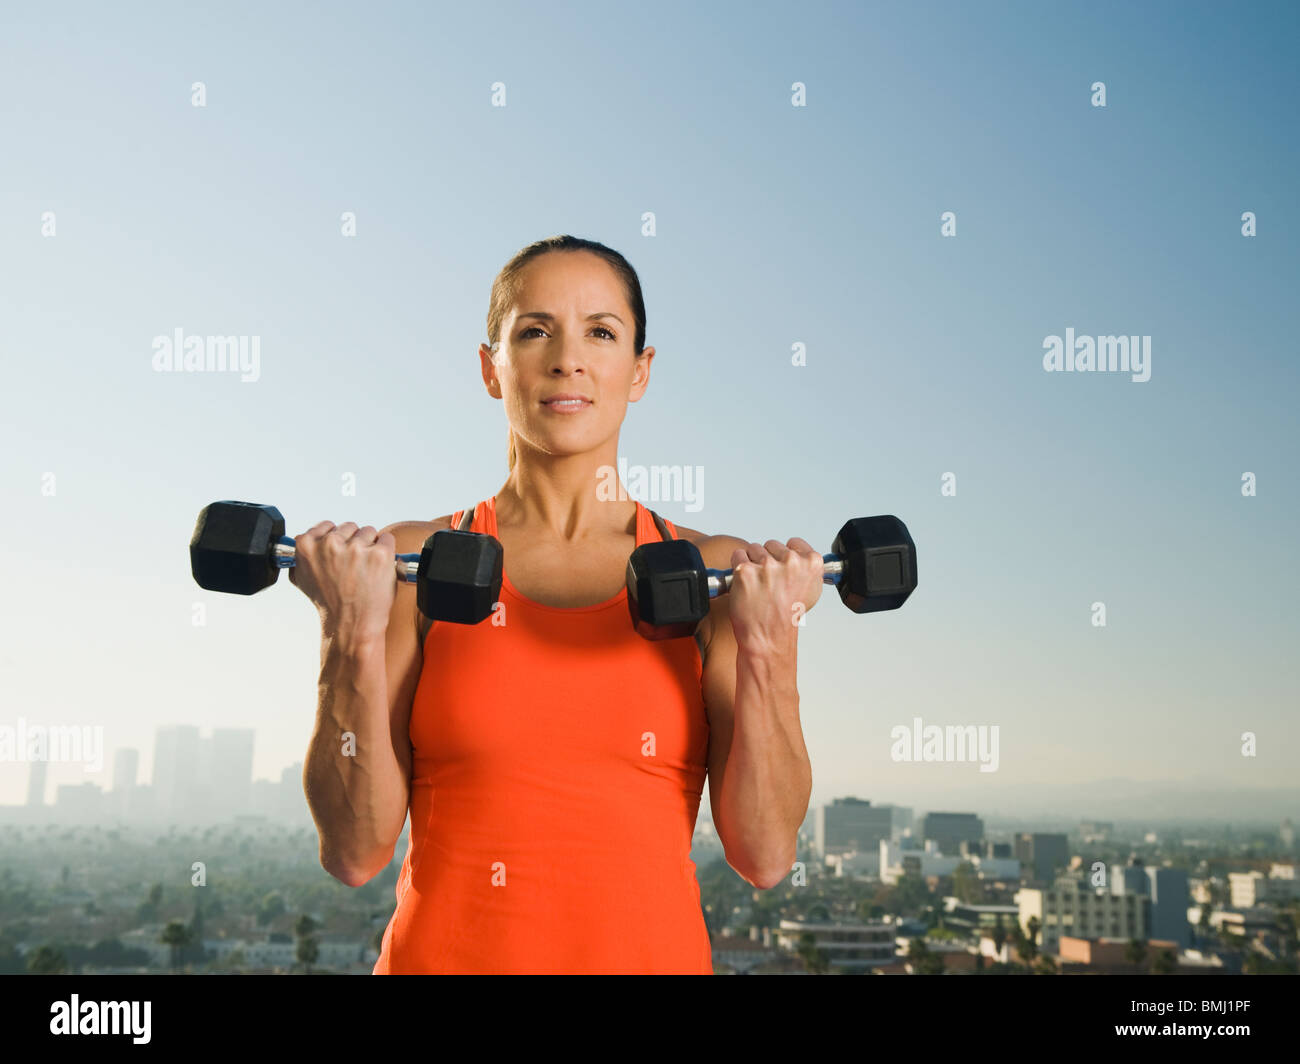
[512,252,621,305]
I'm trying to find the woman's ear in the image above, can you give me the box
[628,346,654,400]
[480,342,502,396]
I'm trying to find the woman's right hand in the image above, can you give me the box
[288,521,399,641]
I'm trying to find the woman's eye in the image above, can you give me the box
[520,325,617,340]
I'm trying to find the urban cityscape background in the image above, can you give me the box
[0,727,1294,974]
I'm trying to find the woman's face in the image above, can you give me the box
[481,251,653,461]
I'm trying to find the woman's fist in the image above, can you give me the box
[727,537,825,654]
[288,521,399,641]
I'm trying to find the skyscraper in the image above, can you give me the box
[152,725,252,824]
[25,760,47,807]
[210,729,255,816]
[153,725,203,822]
[113,748,139,792]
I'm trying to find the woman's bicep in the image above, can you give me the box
[379,520,446,787]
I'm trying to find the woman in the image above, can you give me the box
[293,235,820,974]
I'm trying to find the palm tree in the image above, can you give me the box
[992,915,1008,961]
[294,914,319,974]
[1276,905,1298,959]
[187,897,205,965]
[159,920,191,973]
[1026,915,1041,948]
[27,945,67,974]
[1150,949,1177,975]
[1012,917,1040,966]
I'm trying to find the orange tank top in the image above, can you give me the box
[372,495,713,974]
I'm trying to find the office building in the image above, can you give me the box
[1110,857,1148,896]
[152,725,255,824]
[816,798,893,858]
[26,760,47,806]
[922,812,984,855]
[210,729,255,816]
[113,748,139,792]
[1229,869,1300,907]
[1146,866,1190,948]
[1017,874,1149,952]
[1015,832,1069,882]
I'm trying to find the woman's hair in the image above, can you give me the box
[486,235,647,471]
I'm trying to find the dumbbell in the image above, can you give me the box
[625,515,917,640]
[189,501,503,624]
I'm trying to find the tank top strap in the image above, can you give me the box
[447,501,485,533]
[637,501,676,544]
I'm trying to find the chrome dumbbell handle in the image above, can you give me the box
[269,537,423,581]
[706,554,845,597]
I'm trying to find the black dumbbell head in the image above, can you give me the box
[190,501,286,595]
[417,530,503,624]
[626,539,710,640]
[832,516,917,613]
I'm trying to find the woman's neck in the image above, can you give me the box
[495,452,636,544]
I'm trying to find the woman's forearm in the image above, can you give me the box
[713,642,812,888]
[303,630,409,885]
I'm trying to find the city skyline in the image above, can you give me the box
[5,722,1298,831]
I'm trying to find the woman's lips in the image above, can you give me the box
[541,398,592,413]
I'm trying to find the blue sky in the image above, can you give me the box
[1,0,1297,818]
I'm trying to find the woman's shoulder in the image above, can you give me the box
[668,521,751,570]
[378,514,455,552]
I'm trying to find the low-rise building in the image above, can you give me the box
[1017,874,1148,952]
[1229,869,1300,907]
[941,898,1020,934]
[775,918,894,971]
[711,928,780,974]
[1057,935,1180,972]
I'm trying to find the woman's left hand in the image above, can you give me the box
[727,537,825,655]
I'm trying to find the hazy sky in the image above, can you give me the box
[2,1,1296,818]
